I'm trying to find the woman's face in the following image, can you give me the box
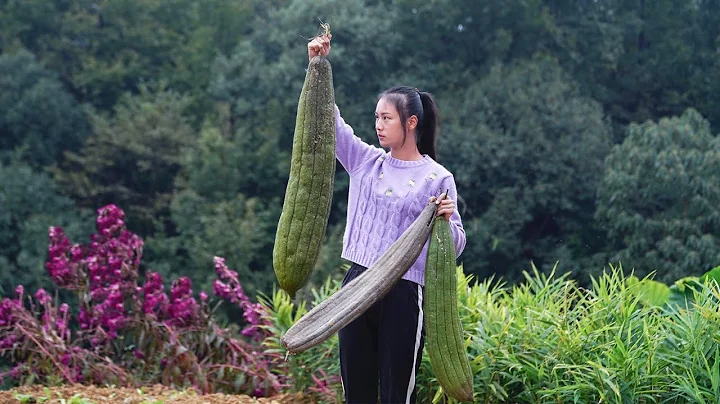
[375,97,408,149]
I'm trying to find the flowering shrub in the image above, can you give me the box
[0,204,293,396]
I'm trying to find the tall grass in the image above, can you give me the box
[415,264,720,403]
[259,263,720,403]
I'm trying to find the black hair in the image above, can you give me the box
[378,85,439,161]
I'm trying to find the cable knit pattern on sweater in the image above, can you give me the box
[334,106,466,286]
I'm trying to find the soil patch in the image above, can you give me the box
[0,384,317,403]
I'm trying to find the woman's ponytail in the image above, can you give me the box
[417,91,438,161]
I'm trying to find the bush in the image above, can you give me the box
[412,264,720,403]
[0,205,289,396]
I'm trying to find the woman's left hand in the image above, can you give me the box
[429,193,455,220]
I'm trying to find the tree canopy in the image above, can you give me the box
[1,0,718,299]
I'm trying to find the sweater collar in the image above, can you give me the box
[383,153,432,168]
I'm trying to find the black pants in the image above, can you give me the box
[338,263,425,404]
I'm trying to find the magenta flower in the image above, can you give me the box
[141,272,168,318]
[45,204,146,339]
[211,256,271,341]
[77,307,92,330]
[34,289,51,306]
[0,298,16,327]
[0,334,17,349]
[45,227,83,289]
[96,204,125,238]
[167,277,200,326]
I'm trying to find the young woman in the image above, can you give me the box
[308,34,466,404]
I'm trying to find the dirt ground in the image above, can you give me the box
[0,384,318,403]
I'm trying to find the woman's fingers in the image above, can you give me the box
[429,193,455,218]
[429,193,451,204]
[308,35,331,59]
[439,196,455,218]
[438,208,454,219]
[438,201,455,210]
[322,36,331,55]
[309,38,322,55]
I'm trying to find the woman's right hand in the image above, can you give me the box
[308,34,331,61]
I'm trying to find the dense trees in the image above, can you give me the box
[1,0,718,297]
[441,56,612,282]
[596,109,720,283]
[0,50,89,167]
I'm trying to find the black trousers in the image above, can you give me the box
[338,263,425,404]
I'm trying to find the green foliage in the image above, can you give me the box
[148,190,281,298]
[143,123,287,299]
[0,161,92,295]
[0,0,254,118]
[2,0,720,348]
[596,109,720,283]
[390,0,559,87]
[15,392,92,404]
[555,0,720,139]
[53,85,196,236]
[255,265,720,403]
[424,265,720,402]
[0,50,89,167]
[181,124,289,201]
[259,279,343,403]
[208,0,403,140]
[442,56,612,283]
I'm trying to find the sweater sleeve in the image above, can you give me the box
[441,175,467,258]
[335,105,383,174]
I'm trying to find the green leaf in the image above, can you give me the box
[699,266,720,286]
[628,276,671,306]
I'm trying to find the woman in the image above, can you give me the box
[308,34,466,404]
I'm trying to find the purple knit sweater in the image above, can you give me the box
[334,105,466,286]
